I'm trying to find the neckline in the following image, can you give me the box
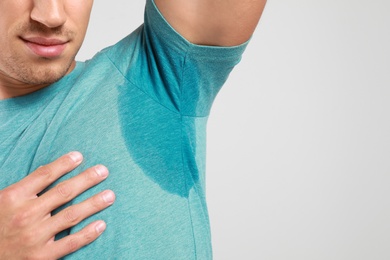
[0,62,83,112]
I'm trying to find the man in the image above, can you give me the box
[0,0,266,258]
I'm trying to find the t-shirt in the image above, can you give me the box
[0,0,248,259]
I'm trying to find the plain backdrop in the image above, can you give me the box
[78,1,390,259]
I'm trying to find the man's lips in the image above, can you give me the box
[21,37,68,58]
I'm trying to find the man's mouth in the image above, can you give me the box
[21,37,68,59]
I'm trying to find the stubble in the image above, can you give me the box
[1,21,78,86]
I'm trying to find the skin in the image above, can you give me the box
[0,1,116,259]
[154,0,267,47]
[0,0,93,99]
[0,0,268,99]
[0,153,115,259]
[0,0,267,258]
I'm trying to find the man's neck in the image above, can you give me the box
[0,69,49,100]
[0,84,49,100]
[0,61,76,100]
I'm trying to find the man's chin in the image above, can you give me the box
[29,73,66,85]
[19,60,76,86]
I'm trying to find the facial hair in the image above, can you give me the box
[1,21,78,86]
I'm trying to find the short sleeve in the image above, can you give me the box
[105,0,249,117]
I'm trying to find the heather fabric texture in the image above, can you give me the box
[0,0,247,259]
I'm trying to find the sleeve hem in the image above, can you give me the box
[148,0,250,60]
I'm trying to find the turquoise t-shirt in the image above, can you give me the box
[0,0,247,259]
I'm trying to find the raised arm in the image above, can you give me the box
[154,0,267,46]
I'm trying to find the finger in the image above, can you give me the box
[45,190,115,237]
[37,165,109,213]
[16,152,83,197]
[49,220,107,259]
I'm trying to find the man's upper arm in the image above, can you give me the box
[154,0,267,47]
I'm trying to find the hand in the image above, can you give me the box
[0,152,115,260]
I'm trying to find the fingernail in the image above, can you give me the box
[102,190,115,204]
[95,221,106,234]
[69,152,83,164]
[95,165,109,178]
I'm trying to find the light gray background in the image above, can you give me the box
[78,1,390,259]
